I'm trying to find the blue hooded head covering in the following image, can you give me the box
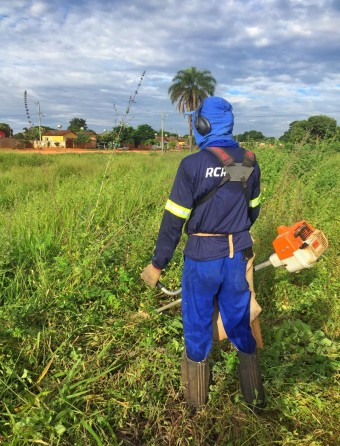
[189,96,238,149]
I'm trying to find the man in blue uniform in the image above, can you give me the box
[141,96,265,411]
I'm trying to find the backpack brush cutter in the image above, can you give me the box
[156,220,328,313]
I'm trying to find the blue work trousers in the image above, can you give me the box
[181,251,256,362]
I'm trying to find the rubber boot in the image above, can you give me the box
[181,351,210,410]
[237,350,265,411]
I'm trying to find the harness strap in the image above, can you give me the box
[191,233,226,236]
[184,147,255,236]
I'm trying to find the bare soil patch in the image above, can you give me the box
[0,148,150,155]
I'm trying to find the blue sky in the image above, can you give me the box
[1,0,340,137]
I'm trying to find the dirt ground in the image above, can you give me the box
[0,148,150,155]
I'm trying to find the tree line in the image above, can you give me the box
[1,66,339,147]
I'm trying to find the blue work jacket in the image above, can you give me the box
[152,144,261,269]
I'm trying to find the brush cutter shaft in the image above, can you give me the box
[156,281,182,296]
[155,220,328,310]
[254,260,272,271]
[155,298,182,313]
[155,282,182,313]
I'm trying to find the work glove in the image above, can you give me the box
[141,264,161,288]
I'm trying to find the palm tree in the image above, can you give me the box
[168,67,217,149]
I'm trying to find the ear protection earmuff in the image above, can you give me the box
[194,100,211,136]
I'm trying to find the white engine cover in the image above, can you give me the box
[270,246,317,273]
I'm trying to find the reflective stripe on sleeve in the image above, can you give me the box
[249,193,261,208]
[165,199,191,219]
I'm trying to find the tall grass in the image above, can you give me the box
[0,146,339,445]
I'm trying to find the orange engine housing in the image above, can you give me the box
[272,221,315,261]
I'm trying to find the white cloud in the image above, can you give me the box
[0,0,339,137]
[30,1,49,15]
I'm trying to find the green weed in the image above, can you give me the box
[0,147,339,445]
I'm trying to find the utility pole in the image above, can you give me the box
[36,101,43,147]
[161,112,167,154]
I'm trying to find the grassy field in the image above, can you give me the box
[0,144,339,445]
